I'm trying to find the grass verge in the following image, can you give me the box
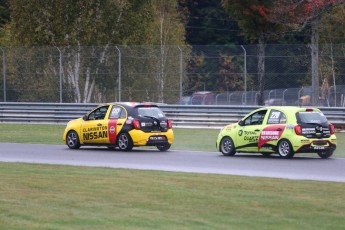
[1,163,345,230]
[0,124,344,157]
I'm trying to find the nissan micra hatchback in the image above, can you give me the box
[63,102,174,151]
[216,106,336,158]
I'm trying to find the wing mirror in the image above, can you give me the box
[83,115,88,121]
[238,120,244,126]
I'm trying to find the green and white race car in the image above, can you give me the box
[216,106,337,159]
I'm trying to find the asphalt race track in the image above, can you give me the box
[1,143,345,183]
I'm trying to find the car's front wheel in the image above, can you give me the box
[317,150,334,159]
[66,131,81,149]
[157,144,171,151]
[220,137,236,156]
[117,132,133,151]
[277,139,294,158]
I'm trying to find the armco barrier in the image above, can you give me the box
[0,102,345,130]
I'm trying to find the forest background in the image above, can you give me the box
[0,0,344,106]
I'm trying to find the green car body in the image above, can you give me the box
[216,106,337,158]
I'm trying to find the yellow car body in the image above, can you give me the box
[63,102,174,151]
[216,106,337,158]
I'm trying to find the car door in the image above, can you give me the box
[258,109,287,151]
[107,105,127,144]
[81,105,111,144]
[236,109,268,152]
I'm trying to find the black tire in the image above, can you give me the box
[219,137,236,156]
[317,150,334,159]
[66,131,81,149]
[117,132,133,151]
[277,139,294,158]
[157,144,171,152]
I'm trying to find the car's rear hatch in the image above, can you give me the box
[296,111,331,138]
[136,106,170,132]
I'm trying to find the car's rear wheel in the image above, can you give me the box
[220,137,236,156]
[277,139,294,158]
[117,132,133,151]
[66,131,81,149]
[317,150,334,159]
[157,144,171,151]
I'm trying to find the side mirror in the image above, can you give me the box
[238,120,244,126]
[83,115,88,121]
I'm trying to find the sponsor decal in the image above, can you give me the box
[109,126,115,134]
[108,120,118,143]
[244,130,257,135]
[83,127,108,141]
[258,125,285,150]
[238,130,243,136]
[286,124,294,129]
[302,128,315,134]
[244,135,258,143]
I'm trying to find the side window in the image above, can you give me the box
[267,110,287,124]
[88,106,109,120]
[243,110,267,126]
[110,106,127,119]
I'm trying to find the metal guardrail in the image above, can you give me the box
[0,102,345,130]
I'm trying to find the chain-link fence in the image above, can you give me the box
[0,44,344,106]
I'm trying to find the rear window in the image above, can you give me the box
[296,112,328,124]
[138,107,165,118]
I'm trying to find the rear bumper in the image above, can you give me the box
[289,134,336,153]
[129,129,174,146]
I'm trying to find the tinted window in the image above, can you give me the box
[110,106,126,119]
[88,106,109,120]
[296,112,328,124]
[243,110,267,126]
[267,110,287,124]
[138,107,164,118]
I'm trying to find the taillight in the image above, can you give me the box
[329,124,335,135]
[294,125,302,135]
[133,120,140,130]
[167,119,173,129]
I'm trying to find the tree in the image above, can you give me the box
[8,0,154,102]
[221,0,285,105]
[149,0,186,102]
[0,0,10,45]
[178,0,242,45]
[268,0,343,105]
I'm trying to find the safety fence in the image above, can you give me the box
[1,44,344,106]
[1,103,345,130]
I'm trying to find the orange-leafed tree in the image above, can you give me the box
[268,0,343,106]
[221,0,285,105]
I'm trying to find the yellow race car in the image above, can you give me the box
[63,102,174,151]
[216,106,337,158]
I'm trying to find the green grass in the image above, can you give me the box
[0,124,344,157]
[0,124,345,229]
[0,163,345,230]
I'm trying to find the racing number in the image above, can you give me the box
[108,105,127,144]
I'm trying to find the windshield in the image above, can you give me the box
[138,107,165,118]
[296,112,328,124]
